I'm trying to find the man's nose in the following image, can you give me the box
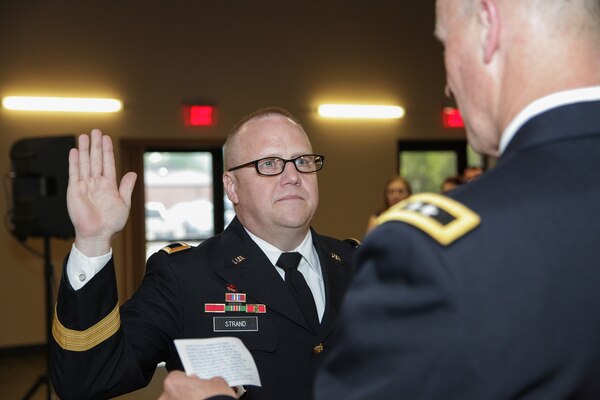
[281,160,301,182]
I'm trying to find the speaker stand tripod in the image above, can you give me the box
[22,236,54,400]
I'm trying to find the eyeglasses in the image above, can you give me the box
[227,154,325,176]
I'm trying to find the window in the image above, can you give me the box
[398,140,483,193]
[143,150,234,260]
[119,139,228,297]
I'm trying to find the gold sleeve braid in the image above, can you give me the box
[52,303,120,351]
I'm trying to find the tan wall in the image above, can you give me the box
[0,1,466,348]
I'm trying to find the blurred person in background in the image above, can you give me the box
[365,175,412,234]
[462,165,483,182]
[441,175,463,193]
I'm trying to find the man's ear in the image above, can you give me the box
[479,0,500,64]
[223,172,239,205]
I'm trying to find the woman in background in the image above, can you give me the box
[366,175,412,234]
[441,175,463,193]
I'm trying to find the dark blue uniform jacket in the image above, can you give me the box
[51,217,355,400]
[316,100,600,399]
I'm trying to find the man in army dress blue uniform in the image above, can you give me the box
[315,0,600,399]
[50,108,356,400]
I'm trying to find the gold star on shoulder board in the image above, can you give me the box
[376,193,480,246]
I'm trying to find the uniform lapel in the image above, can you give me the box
[312,232,350,340]
[214,218,311,331]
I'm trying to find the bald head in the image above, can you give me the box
[435,0,600,155]
[495,0,600,98]
[223,107,307,170]
[534,0,600,26]
[446,0,600,34]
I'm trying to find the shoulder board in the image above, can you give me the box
[160,242,191,254]
[343,238,361,248]
[376,193,480,246]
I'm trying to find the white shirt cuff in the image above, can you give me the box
[66,244,112,291]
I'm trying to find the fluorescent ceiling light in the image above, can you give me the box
[2,96,123,112]
[318,104,405,119]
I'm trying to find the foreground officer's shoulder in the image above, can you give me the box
[342,238,361,248]
[159,242,192,255]
[376,193,480,246]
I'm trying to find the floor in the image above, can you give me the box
[0,349,166,400]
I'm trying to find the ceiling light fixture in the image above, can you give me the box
[318,104,405,119]
[2,96,123,113]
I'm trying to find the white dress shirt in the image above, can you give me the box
[66,244,112,290]
[244,229,326,322]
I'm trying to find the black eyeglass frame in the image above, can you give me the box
[227,154,325,176]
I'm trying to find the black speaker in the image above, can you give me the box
[10,135,76,240]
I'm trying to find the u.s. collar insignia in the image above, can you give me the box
[232,255,245,265]
[376,193,480,246]
[331,252,341,262]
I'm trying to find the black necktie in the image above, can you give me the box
[276,252,320,332]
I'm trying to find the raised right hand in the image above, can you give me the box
[67,129,137,256]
